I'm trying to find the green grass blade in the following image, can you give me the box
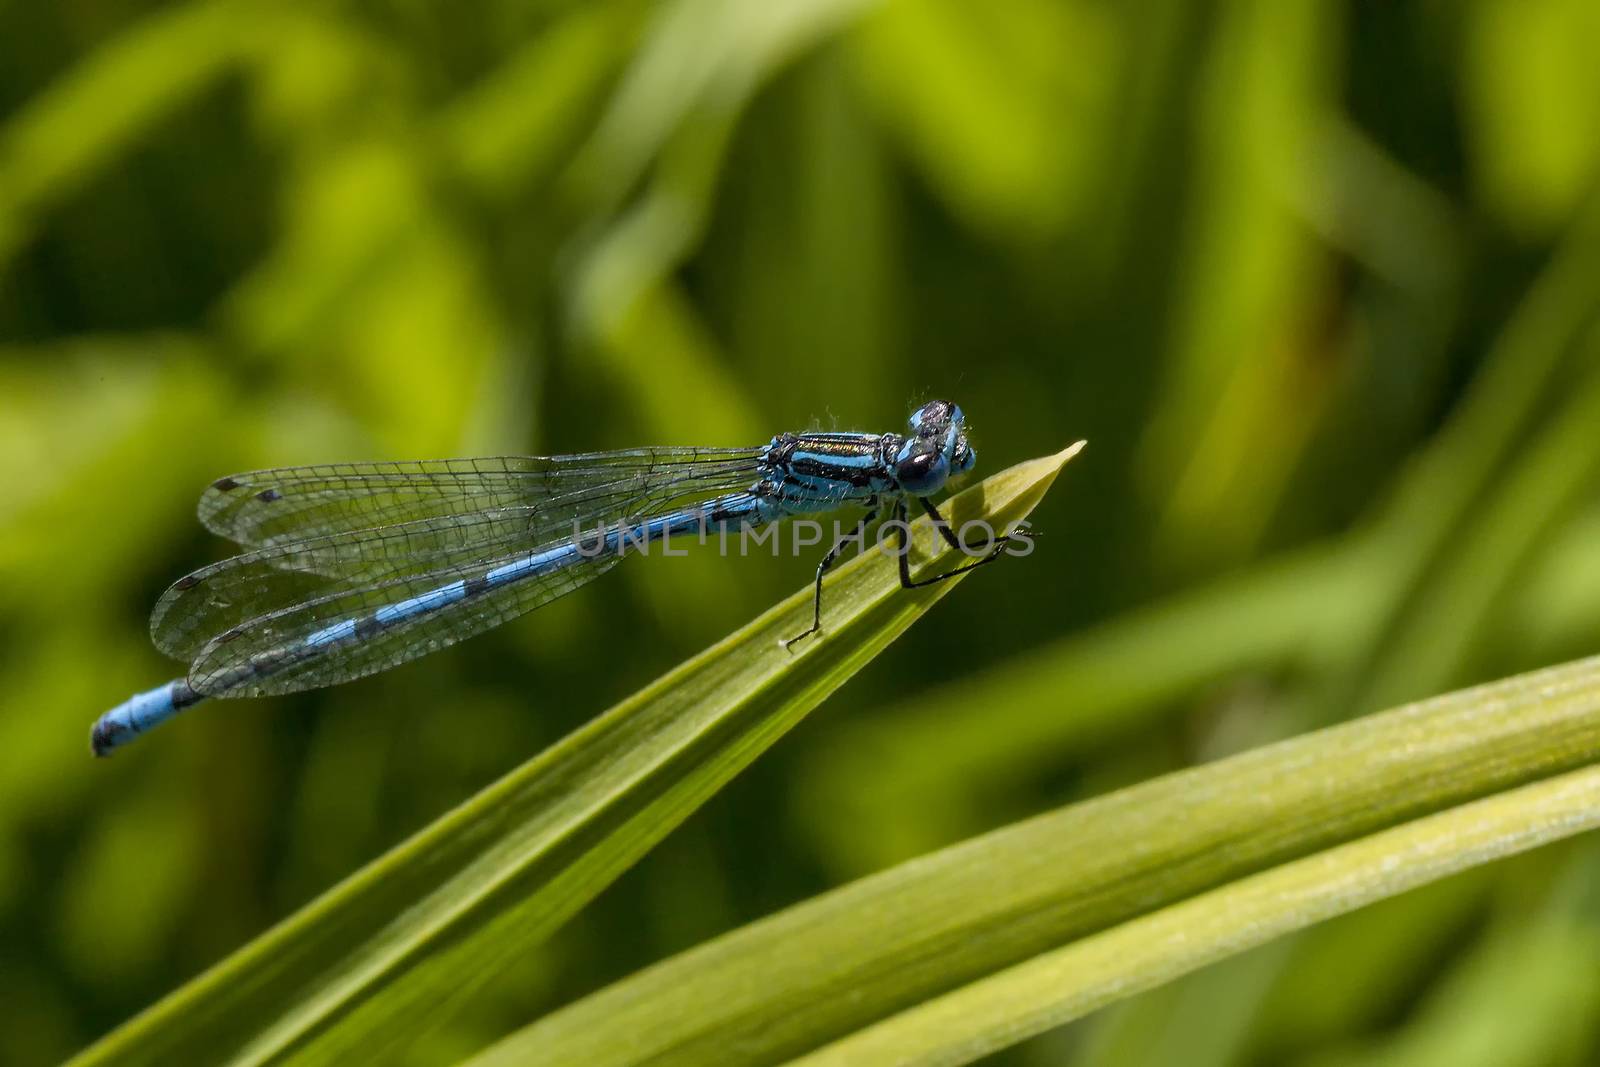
[792,543,1363,869]
[789,766,1600,1067]
[68,444,1084,1067]
[473,653,1600,1067]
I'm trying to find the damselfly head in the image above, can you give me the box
[898,400,976,493]
[914,400,976,473]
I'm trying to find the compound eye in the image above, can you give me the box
[897,450,931,480]
[896,448,948,493]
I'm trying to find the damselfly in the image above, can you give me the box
[90,400,1014,756]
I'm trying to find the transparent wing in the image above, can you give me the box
[154,452,766,661]
[199,447,764,548]
[152,509,541,660]
[186,543,625,698]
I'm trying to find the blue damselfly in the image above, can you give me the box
[91,400,1016,755]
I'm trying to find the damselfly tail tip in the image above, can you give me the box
[89,715,126,758]
[89,679,193,759]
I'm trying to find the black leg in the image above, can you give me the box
[917,494,965,551]
[784,503,879,650]
[897,496,1011,590]
[917,496,1009,554]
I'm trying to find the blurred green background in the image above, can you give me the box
[4,0,1600,1064]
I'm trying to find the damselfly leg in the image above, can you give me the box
[896,496,1012,589]
[784,503,880,651]
[783,495,1013,650]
